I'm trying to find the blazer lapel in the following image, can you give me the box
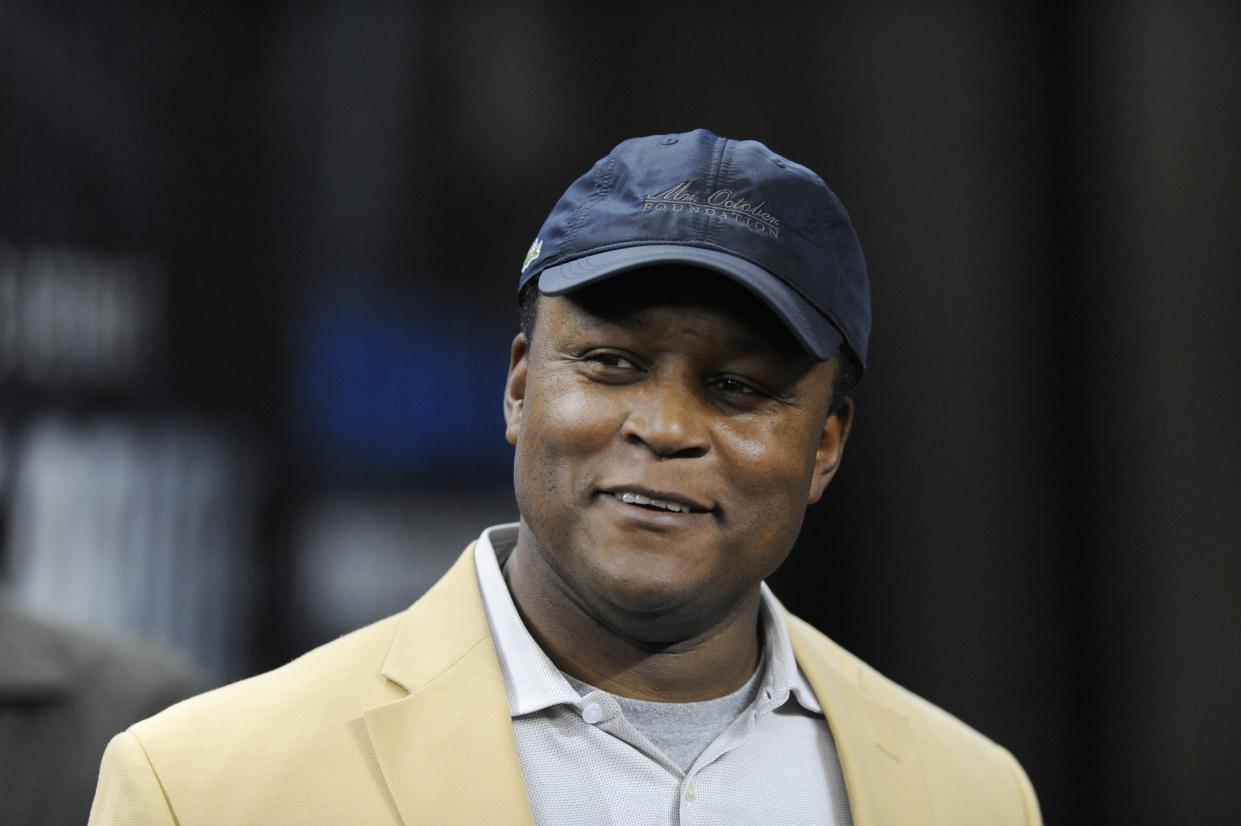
[362,544,534,825]
[786,615,935,826]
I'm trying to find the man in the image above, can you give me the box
[90,129,1041,824]
[0,592,198,825]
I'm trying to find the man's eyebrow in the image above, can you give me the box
[723,334,786,357]
[710,327,812,365]
[600,321,789,355]
[568,310,656,337]
[567,305,799,358]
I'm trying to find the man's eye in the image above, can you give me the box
[712,376,758,396]
[586,352,637,370]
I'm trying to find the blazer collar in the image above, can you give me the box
[787,613,935,826]
[362,543,534,825]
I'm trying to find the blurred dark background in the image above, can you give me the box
[2,1,1238,822]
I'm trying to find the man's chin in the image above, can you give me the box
[583,580,721,645]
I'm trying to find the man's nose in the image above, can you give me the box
[620,375,710,458]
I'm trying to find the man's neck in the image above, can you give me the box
[502,537,763,703]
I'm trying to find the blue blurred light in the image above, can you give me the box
[295,289,514,482]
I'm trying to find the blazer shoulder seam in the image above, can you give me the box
[124,728,183,826]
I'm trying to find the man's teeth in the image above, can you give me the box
[615,491,691,513]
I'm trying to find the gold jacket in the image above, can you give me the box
[91,543,1041,825]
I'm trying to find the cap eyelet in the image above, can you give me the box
[772,157,787,168]
[660,137,679,146]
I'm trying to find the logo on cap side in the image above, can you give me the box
[641,181,781,238]
[521,238,543,274]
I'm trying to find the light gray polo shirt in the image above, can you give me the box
[474,524,853,826]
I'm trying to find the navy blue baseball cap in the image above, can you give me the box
[518,128,871,368]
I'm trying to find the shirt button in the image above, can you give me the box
[582,702,603,724]
[683,782,697,803]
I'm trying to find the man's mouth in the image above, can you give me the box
[602,488,712,514]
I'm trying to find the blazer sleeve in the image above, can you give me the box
[89,731,178,826]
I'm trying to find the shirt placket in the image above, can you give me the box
[574,691,684,774]
[576,694,710,825]
[677,681,794,823]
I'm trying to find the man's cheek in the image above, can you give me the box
[544,392,620,454]
[719,429,797,489]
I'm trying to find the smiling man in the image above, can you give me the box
[91,130,1040,825]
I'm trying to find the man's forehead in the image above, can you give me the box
[546,266,807,355]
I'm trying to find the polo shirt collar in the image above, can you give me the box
[475,524,579,716]
[474,523,822,718]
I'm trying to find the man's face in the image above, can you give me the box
[504,267,851,642]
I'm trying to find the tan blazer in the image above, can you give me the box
[90,543,1041,825]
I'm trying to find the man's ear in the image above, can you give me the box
[807,398,853,504]
[504,333,530,446]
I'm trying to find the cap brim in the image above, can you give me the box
[537,244,842,360]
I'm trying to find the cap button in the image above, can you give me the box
[660,136,679,146]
